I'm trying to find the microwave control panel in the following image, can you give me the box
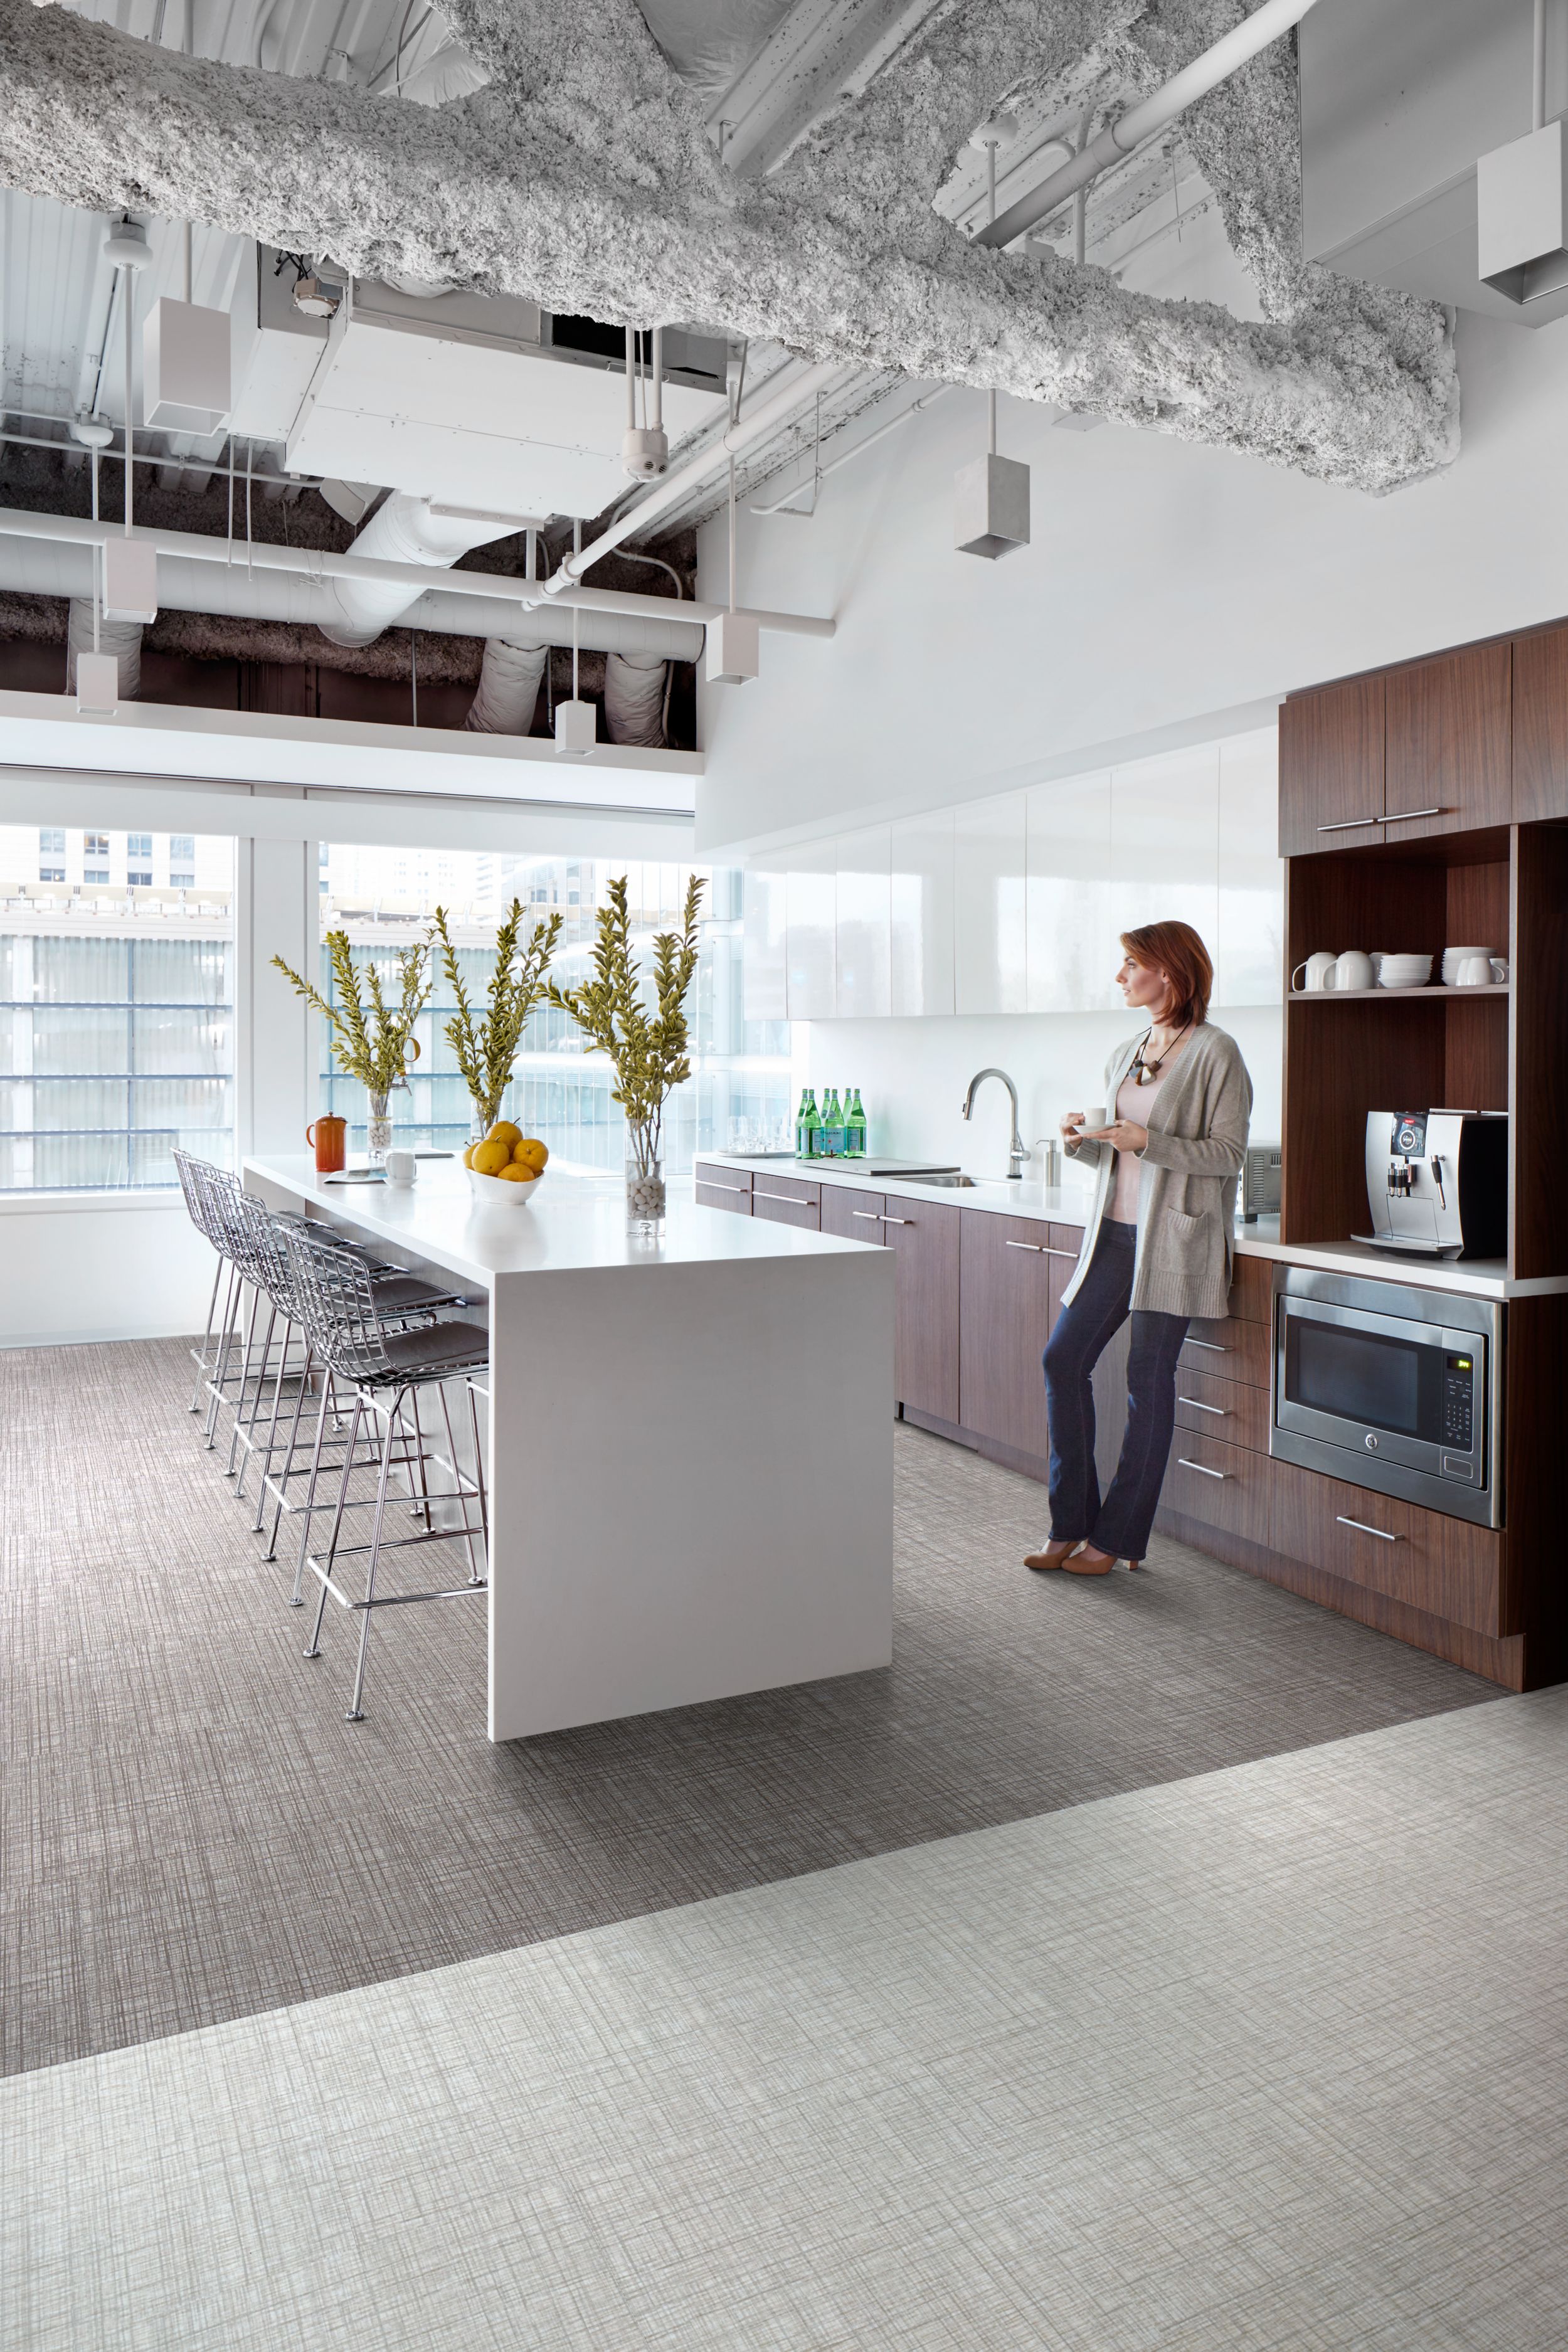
[1442,1354,1476,1451]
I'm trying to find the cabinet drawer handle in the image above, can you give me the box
[1185,1338,1227,1353]
[756,1189,810,1204]
[1177,1458,1229,1480]
[880,1215,911,1226]
[1005,1239,1042,1252]
[850,1209,883,1222]
[700,1180,747,1194]
[1316,815,1381,833]
[1384,806,1442,824]
[1178,1397,1228,1416]
[1042,1246,1079,1259]
[1336,1515,1403,1542]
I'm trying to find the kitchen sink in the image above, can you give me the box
[897,1171,982,1187]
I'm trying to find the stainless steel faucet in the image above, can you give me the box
[961,1067,1028,1179]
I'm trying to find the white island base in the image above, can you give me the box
[245,1158,894,1741]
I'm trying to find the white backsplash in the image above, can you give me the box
[797,1007,1283,1182]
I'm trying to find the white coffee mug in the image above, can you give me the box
[1456,958,1491,988]
[1490,958,1509,983]
[1334,950,1375,992]
[1291,951,1337,993]
[1079,1106,1109,1134]
[384,1147,417,1184]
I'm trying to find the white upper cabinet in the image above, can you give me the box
[889,808,955,1017]
[1108,744,1220,978]
[785,839,837,1020]
[1214,728,1284,1007]
[1025,770,1115,1013]
[954,792,1027,1017]
[835,826,892,1019]
[741,859,788,1025]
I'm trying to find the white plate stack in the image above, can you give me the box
[1441,946,1491,987]
[1377,953,1434,990]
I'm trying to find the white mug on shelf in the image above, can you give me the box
[1333,949,1375,992]
[384,1147,418,1184]
[1442,945,1490,985]
[1291,951,1337,993]
[1456,958,1492,988]
[1490,958,1510,983]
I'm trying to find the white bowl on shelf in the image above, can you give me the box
[467,1165,543,1206]
[1377,953,1433,988]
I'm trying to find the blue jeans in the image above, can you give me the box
[1042,1219,1190,1562]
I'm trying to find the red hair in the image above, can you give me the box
[1120,921,1213,1030]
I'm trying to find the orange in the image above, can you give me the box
[487,1120,522,1149]
[471,1138,511,1177]
[497,1162,534,1183]
[513,1136,548,1170]
[461,1143,476,1168]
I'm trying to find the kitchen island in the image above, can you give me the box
[245,1155,894,1741]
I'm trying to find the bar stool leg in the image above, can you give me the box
[204,1264,241,1446]
[232,1300,277,1489]
[465,1378,489,1585]
[346,1388,403,1722]
[262,1339,313,1549]
[250,1313,295,1528]
[190,1254,223,1413]
[305,1393,363,1660]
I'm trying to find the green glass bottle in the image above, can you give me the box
[845,1088,867,1158]
[797,1088,820,1160]
[820,1088,844,1158]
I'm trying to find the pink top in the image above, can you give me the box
[1106,1065,1163,1222]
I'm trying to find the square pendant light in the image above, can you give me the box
[75,652,121,716]
[554,698,596,755]
[955,452,1030,559]
[1478,119,1568,308]
[705,610,759,684]
[101,538,159,623]
[142,297,232,435]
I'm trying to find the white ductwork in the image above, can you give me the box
[65,599,140,699]
[604,650,669,748]
[318,492,529,649]
[465,637,549,734]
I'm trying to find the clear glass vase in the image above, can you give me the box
[366,1088,393,1168]
[625,1145,666,1233]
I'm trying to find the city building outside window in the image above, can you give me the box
[317,846,793,1171]
[0,826,235,1191]
[38,829,65,884]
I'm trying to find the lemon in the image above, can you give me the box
[513,1136,548,1170]
[462,1143,476,1169]
[487,1120,522,1149]
[497,1162,532,1183]
[472,1138,511,1176]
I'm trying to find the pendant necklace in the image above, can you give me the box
[1132,1022,1189,1086]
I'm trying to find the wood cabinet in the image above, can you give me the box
[958,1212,1079,1461]
[1161,1429,1271,1548]
[1278,674,1385,856]
[751,1173,819,1230]
[1383,641,1511,840]
[1225,1254,1272,1325]
[884,1196,961,1422]
[694,1161,751,1214]
[1172,1363,1268,1455]
[1179,1314,1269,1390]
[1512,620,1568,822]
[1268,1461,1506,1636]
[820,1183,886,1241]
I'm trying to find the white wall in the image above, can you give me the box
[800,1005,1283,1184]
[694,307,1568,856]
[0,1194,218,1348]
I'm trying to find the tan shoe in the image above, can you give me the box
[1064,1545,1116,1576]
[1024,1540,1082,1572]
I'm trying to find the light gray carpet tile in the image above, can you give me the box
[3,1337,1496,2075]
[5,1693,1565,2351]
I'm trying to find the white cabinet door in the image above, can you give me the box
[889,810,955,1017]
[785,839,837,1020]
[742,859,788,1025]
[835,826,891,1019]
[954,792,1027,1017]
[1108,746,1219,993]
[1214,727,1283,1007]
[1025,770,1115,1012]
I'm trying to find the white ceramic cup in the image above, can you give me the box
[1334,949,1375,992]
[1079,1107,1109,1133]
[1443,946,1488,985]
[1490,958,1510,983]
[1291,951,1337,993]
[384,1147,417,1184]
[1456,957,1491,988]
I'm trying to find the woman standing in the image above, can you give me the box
[1025,920,1251,1577]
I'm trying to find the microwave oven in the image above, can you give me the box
[1270,1266,1503,1527]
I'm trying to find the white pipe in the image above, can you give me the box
[976,0,1323,248]
[464,638,548,733]
[544,358,844,591]
[317,491,522,648]
[750,384,953,514]
[1535,0,1547,131]
[604,651,667,748]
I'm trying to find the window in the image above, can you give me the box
[170,836,195,864]
[1,826,235,1191]
[169,874,195,892]
[317,848,791,1172]
[39,830,65,856]
[84,833,109,857]
[127,834,152,859]
[127,872,153,889]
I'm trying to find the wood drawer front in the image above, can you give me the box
[821,1184,886,1240]
[751,1183,820,1231]
[1173,1365,1268,1455]
[694,1160,750,1195]
[1226,1254,1271,1325]
[1049,1221,1086,1265]
[1269,1461,1504,1635]
[1162,1430,1271,1547]
[1181,1313,1269,1389]
[752,1173,820,1214]
[695,1180,751,1214]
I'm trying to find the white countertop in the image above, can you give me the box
[245,1155,876,1292]
[704,1156,1568,1302]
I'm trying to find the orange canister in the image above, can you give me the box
[307,1115,347,1174]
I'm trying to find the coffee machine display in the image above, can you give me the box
[1355,1110,1508,1260]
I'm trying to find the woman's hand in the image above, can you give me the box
[1083,1118,1148,1154]
[1059,1110,1086,1143]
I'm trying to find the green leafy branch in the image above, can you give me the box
[272,931,430,1094]
[430,900,563,1130]
[546,874,704,1172]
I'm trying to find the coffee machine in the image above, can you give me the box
[1356,1111,1508,1259]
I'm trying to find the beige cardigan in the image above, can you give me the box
[1062,1024,1253,1322]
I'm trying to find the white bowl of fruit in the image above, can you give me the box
[465,1125,548,1202]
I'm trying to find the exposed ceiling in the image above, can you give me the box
[0,0,1459,531]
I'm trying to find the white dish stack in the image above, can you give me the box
[1375,953,1433,990]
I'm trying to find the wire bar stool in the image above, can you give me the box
[281,1223,490,1722]
[172,1148,235,1417]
